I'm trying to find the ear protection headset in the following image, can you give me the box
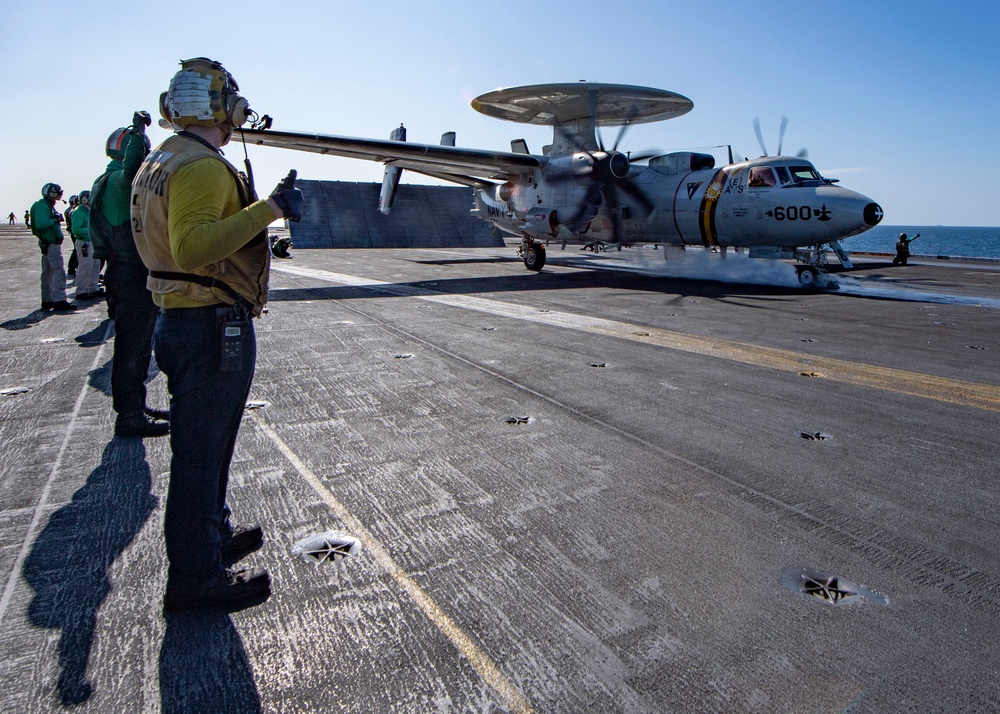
[158,57,250,128]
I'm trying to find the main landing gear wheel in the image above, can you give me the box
[522,242,546,271]
[796,266,818,288]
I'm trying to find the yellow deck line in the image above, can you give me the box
[251,415,533,713]
[590,322,1000,413]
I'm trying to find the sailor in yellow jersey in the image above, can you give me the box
[131,57,303,612]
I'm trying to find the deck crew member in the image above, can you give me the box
[90,115,170,437]
[70,191,102,299]
[30,183,76,311]
[893,232,920,266]
[131,57,302,611]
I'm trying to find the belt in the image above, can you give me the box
[159,304,229,319]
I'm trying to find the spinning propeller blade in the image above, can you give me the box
[610,105,640,152]
[547,99,657,244]
[753,116,768,156]
[754,116,808,158]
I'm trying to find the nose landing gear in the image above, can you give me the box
[795,264,839,290]
[793,243,843,290]
[796,265,818,288]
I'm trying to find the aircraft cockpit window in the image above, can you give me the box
[790,165,823,184]
[748,167,776,188]
[774,166,793,185]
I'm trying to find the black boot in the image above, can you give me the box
[163,567,271,612]
[115,412,170,437]
[221,524,264,561]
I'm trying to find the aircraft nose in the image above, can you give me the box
[817,185,882,238]
[864,202,884,226]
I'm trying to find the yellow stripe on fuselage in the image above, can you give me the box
[698,168,729,247]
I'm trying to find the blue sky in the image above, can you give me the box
[3,1,998,227]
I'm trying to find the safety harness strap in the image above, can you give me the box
[148,270,254,315]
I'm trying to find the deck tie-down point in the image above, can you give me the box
[504,416,533,425]
[293,532,362,564]
[781,566,889,606]
[799,431,832,441]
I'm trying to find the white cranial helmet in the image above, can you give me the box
[158,57,250,129]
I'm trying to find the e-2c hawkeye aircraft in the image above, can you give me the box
[239,83,883,287]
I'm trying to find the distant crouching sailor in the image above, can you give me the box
[892,232,920,266]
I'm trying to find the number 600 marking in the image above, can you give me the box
[774,206,813,221]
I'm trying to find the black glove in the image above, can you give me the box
[269,169,304,222]
[132,111,151,133]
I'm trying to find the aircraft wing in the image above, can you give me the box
[237,128,541,187]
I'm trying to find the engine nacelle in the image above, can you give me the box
[498,181,516,203]
[521,207,559,237]
[649,152,716,175]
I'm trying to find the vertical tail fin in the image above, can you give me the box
[378,124,406,215]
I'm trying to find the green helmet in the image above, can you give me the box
[106,127,151,161]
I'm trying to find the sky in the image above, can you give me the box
[3,0,999,227]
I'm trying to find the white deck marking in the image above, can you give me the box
[0,323,114,629]
[273,264,1000,413]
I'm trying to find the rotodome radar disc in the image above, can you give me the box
[472,83,693,126]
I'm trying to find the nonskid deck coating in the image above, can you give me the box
[1,225,999,712]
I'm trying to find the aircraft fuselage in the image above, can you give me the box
[476,153,882,251]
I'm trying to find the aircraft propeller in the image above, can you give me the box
[753,116,808,158]
[549,92,659,244]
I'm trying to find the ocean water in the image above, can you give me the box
[844,225,1000,260]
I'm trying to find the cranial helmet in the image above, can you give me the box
[899,233,907,239]
[106,128,128,160]
[78,190,91,204]
[42,183,63,198]
[158,57,250,129]
[106,127,152,160]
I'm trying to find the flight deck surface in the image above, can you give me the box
[1,225,998,712]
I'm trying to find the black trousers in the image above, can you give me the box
[105,261,160,416]
[154,306,256,584]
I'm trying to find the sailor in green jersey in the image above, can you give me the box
[90,113,169,437]
[30,183,75,311]
[71,191,102,299]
